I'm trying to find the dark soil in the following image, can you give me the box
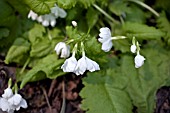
[1,60,170,113]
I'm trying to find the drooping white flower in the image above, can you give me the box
[72,21,77,27]
[0,98,14,113]
[2,87,13,99]
[8,94,28,111]
[40,14,57,27]
[74,55,100,75]
[28,10,38,20]
[134,53,146,68]
[130,44,137,53]
[51,4,67,18]
[55,42,70,58]
[98,27,113,52]
[61,55,78,72]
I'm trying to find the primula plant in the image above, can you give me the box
[0,0,170,113]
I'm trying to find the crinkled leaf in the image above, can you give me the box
[0,28,10,39]
[5,38,30,64]
[56,0,76,9]
[27,23,46,43]
[123,22,165,39]
[24,0,56,14]
[20,54,64,88]
[80,71,132,113]
[30,38,52,58]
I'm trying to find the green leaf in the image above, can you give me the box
[30,38,52,58]
[0,28,10,39]
[121,46,170,113]
[20,54,64,88]
[157,12,170,45]
[79,0,95,8]
[125,5,146,23]
[56,0,77,9]
[5,38,30,64]
[123,22,165,39]
[109,0,130,16]
[27,23,46,43]
[80,72,133,113]
[24,0,56,14]
[86,7,99,29]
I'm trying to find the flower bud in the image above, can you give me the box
[134,54,145,68]
[72,21,77,27]
[130,44,137,53]
[54,42,70,58]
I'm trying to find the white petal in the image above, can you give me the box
[101,39,113,52]
[37,16,43,23]
[0,98,11,112]
[134,54,145,68]
[54,42,70,58]
[20,99,28,109]
[100,27,111,36]
[61,56,77,72]
[42,20,49,27]
[58,8,67,18]
[2,87,13,99]
[130,44,137,53]
[8,94,22,106]
[85,57,100,72]
[50,19,56,27]
[74,56,87,75]
[28,10,38,20]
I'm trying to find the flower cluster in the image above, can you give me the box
[55,42,100,75]
[28,4,67,27]
[0,81,27,113]
[98,27,126,52]
[130,37,146,68]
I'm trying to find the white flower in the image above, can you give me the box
[28,10,38,20]
[40,14,57,27]
[74,55,100,75]
[2,87,13,99]
[8,94,28,111]
[130,44,137,53]
[72,21,77,27]
[51,5,67,18]
[134,54,146,68]
[98,27,113,52]
[61,55,78,72]
[0,98,14,113]
[55,42,70,58]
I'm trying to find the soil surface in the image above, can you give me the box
[0,58,170,113]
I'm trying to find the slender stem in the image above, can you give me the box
[93,4,120,24]
[19,57,30,75]
[127,0,159,17]
[111,36,127,40]
[119,16,125,25]
[60,81,66,113]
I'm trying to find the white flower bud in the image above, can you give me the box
[134,54,146,68]
[54,42,70,58]
[72,21,77,27]
[130,44,137,53]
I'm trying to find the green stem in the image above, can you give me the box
[19,57,30,75]
[127,0,159,17]
[93,4,120,24]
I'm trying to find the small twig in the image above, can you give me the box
[60,80,66,113]
[48,79,57,97]
[41,86,52,113]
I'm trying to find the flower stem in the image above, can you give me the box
[72,43,78,57]
[127,0,159,17]
[93,4,120,24]
[81,42,85,56]
[19,57,30,75]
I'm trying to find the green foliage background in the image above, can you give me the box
[0,0,170,113]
